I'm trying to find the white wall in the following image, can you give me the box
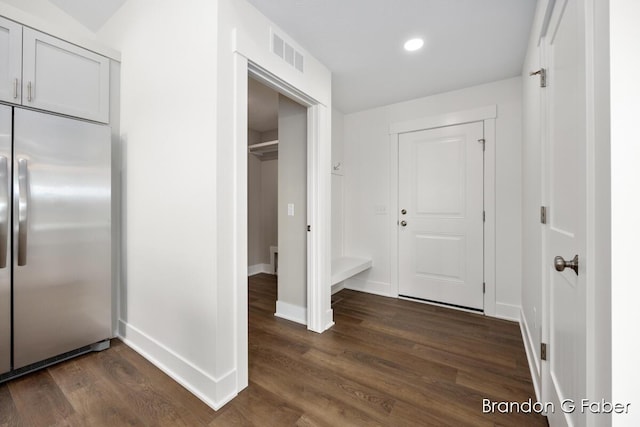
[96,0,332,409]
[331,108,345,259]
[343,77,523,318]
[611,1,639,425]
[276,95,307,322]
[96,0,227,409]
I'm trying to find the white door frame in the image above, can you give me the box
[232,52,332,390]
[388,105,498,316]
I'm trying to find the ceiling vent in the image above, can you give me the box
[272,30,304,73]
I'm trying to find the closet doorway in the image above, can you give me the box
[247,77,309,325]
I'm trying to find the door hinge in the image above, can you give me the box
[478,138,485,151]
[483,211,486,222]
[483,282,486,294]
[540,206,547,224]
[307,225,311,232]
[541,343,547,361]
[529,68,547,88]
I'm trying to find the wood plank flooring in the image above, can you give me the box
[0,273,547,426]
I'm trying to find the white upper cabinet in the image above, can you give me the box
[22,29,109,123]
[0,16,22,104]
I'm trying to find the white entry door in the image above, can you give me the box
[398,122,484,310]
[543,0,588,426]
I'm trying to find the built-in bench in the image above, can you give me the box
[331,256,373,288]
[268,247,371,290]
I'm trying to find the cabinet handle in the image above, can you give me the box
[27,82,32,102]
[13,79,18,99]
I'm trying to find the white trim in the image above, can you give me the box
[331,282,346,295]
[248,263,271,276]
[388,107,497,318]
[275,301,307,325]
[389,105,497,135]
[493,303,521,322]
[232,53,249,392]
[345,278,396,298]
[389,133,400,297]
[520,308,542,402]
[117,321,237,410]
[231,28,333,402]
[483,119,497,317]
[245,61,332,335]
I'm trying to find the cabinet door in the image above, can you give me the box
[0,16,22,104]
[22,28,109,123]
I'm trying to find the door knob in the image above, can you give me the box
[400,220,407,227]
[554,254,579,275]
[401,209,407,215]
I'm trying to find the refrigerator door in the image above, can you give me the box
[13,109,111,369]
[0,105,10,375]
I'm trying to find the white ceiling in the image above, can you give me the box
[48,0,127,32]
[246,0,537,113]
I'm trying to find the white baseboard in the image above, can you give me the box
[520,309,542,401]
[117,320,237,410]
[274,301,307,325]
[344,278,396,298]
[331,281,346,295]
[248,263,272,276]
[493,302,521,322]
[324,308,335,331]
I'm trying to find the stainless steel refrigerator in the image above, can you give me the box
[0,105,111,378]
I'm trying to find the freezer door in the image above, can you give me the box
[13,109,111,369]
[0,105,11,375]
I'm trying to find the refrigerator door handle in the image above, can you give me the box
[0,156,7,268]
[17,158,28,266]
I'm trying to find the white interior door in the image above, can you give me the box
[543,0,588,425]
[398,122,484,310]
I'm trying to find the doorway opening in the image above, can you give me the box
[247,77,308,324]
[232,53,333,392]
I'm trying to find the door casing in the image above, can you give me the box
[231,53,332,392]
[397,122,485,311]
[389,106,498,317]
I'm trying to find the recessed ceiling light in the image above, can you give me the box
[404,38,424,52]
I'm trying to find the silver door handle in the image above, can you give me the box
[0,156,8,268]
[17,158,28,266]
[13,79,18,99]
[27,82,32,102]
[554,254,578,275]
[400,220,407,227]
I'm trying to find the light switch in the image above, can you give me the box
[288,203,295,216]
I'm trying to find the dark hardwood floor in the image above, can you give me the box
[0,273,547,426]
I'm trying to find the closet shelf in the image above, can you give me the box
[248,139,278,156]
